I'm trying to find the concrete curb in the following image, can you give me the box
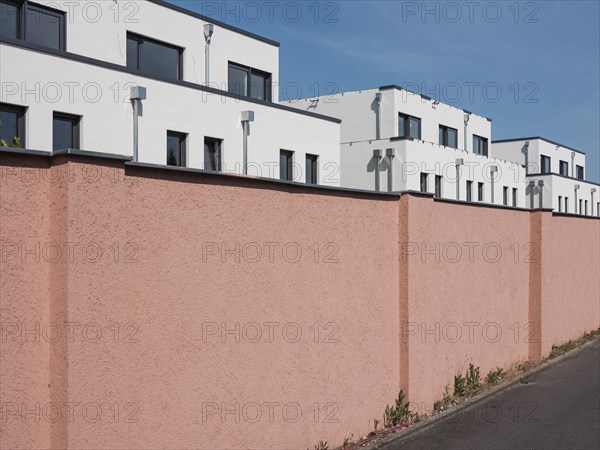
[359,338,600,449]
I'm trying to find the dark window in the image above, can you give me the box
[166,131,186,167]
[127,33,183,80]
[1,0,65,50]
[585,200,588,216]
[228,62,272,102]
[558,196,562,213]
[576,165,584,180]
[398,113,421,139]
[512,188,518,207]
[503,186,508,206]
[0,0,19,39]
[439,125,458,148]
[466,180,472,202]
[420,173,428,193]
[565,197,569,213]
[559,160,569,176]
[280,150,294,181]
[579,199,582,215]
[540,155,551,174]
[204,137,221,171]
[597,202,599,217]
[305,154,318,185]
[52,112,80,151]
[0,102,26,147]
[473,135,488,156]
[478,182,484,201]
[434,175,442,198]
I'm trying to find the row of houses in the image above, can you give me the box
[1,0,598,215]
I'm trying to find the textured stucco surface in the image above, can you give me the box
[403,196,532,412]
[539,213,600,355]
[1,154,598,449]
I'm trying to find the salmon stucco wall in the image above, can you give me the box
[402,195,533,412]
[1,152,599,449]
[539,213,600,356]
[1,154,401,449]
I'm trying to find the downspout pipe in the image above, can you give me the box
[537,180,544,208]
[129,86,147,162]
[592,188,596,216]
[373,149,382,192]
[375,93,382,140]
[203,24,214,86]
[490,165,498,204]
[386,148,395,192]
[574,184,580,214]
[571,151,575,178]
[523,141,529,175]
[463,114,470,152]
[241,111,255,175]
[455,158,464,200]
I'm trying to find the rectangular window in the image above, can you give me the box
[576,165,584,180]
[228,62,272,101]
[478,182,484,201]
[512,188,518,207]
[503,186,508,206]
[439,125,458,148]
[204,137,222,172]
[434,175,442,198]
[597,202,599,217]
[1,1,66,50]
[466,180,472,202]
[52,112,80,151]
[558,196,563,213]
[127,33,183,80]
[305,154,318,185]
[0,102,26,147]
[565,197,569,213]
[473,135,488,156]
[420,173,428,193]
[0,0,19,39]
[166,131,186,167]
[280,150,294,181]
[585,200,588,215]
[559,160,569,176]
[540,155,551,174]
[399,113,421,140]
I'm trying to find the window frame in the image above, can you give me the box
[305,153,318,185]
[559,160,569,176]
[439,125,458,148]
[0,102,26,147]
[280,149,294,181]
[503,186,508,206]
[558,196,562,213]
[512,188,518,207]
[477,182,484,202]
[576,165,584,180]
[227,61,272,102]
[473,135,488,156]
[126,32,184,81]
[540,155,551,174]
[1,0,67,50]
[398,113,421,140]
[466,180,473,202]
[52,111,80,151]
[434,175,442,198]
[166,130,187,167]
[203,136,222,172]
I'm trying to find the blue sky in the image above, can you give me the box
[170,0,600,182]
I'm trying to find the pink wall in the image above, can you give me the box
[539,213,600,355]
[402,195,532,412]
[1,153,598,448]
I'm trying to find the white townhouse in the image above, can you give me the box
[286,86,527,207]
[0,0,341,185]
[491,137,599,216]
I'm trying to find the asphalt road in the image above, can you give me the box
[382,340,600,450]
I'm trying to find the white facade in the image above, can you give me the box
[286,87,524,206]
[491,138,598,216]
[0,0,341,185]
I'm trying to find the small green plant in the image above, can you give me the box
[485,367,505,385]
[373,418,380,430]
[466,363,482,394]
[454,373,466,397]
[383,390,415,427]
[314,441,328,450]
[434,385,452,412]
[342,436,353,448]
